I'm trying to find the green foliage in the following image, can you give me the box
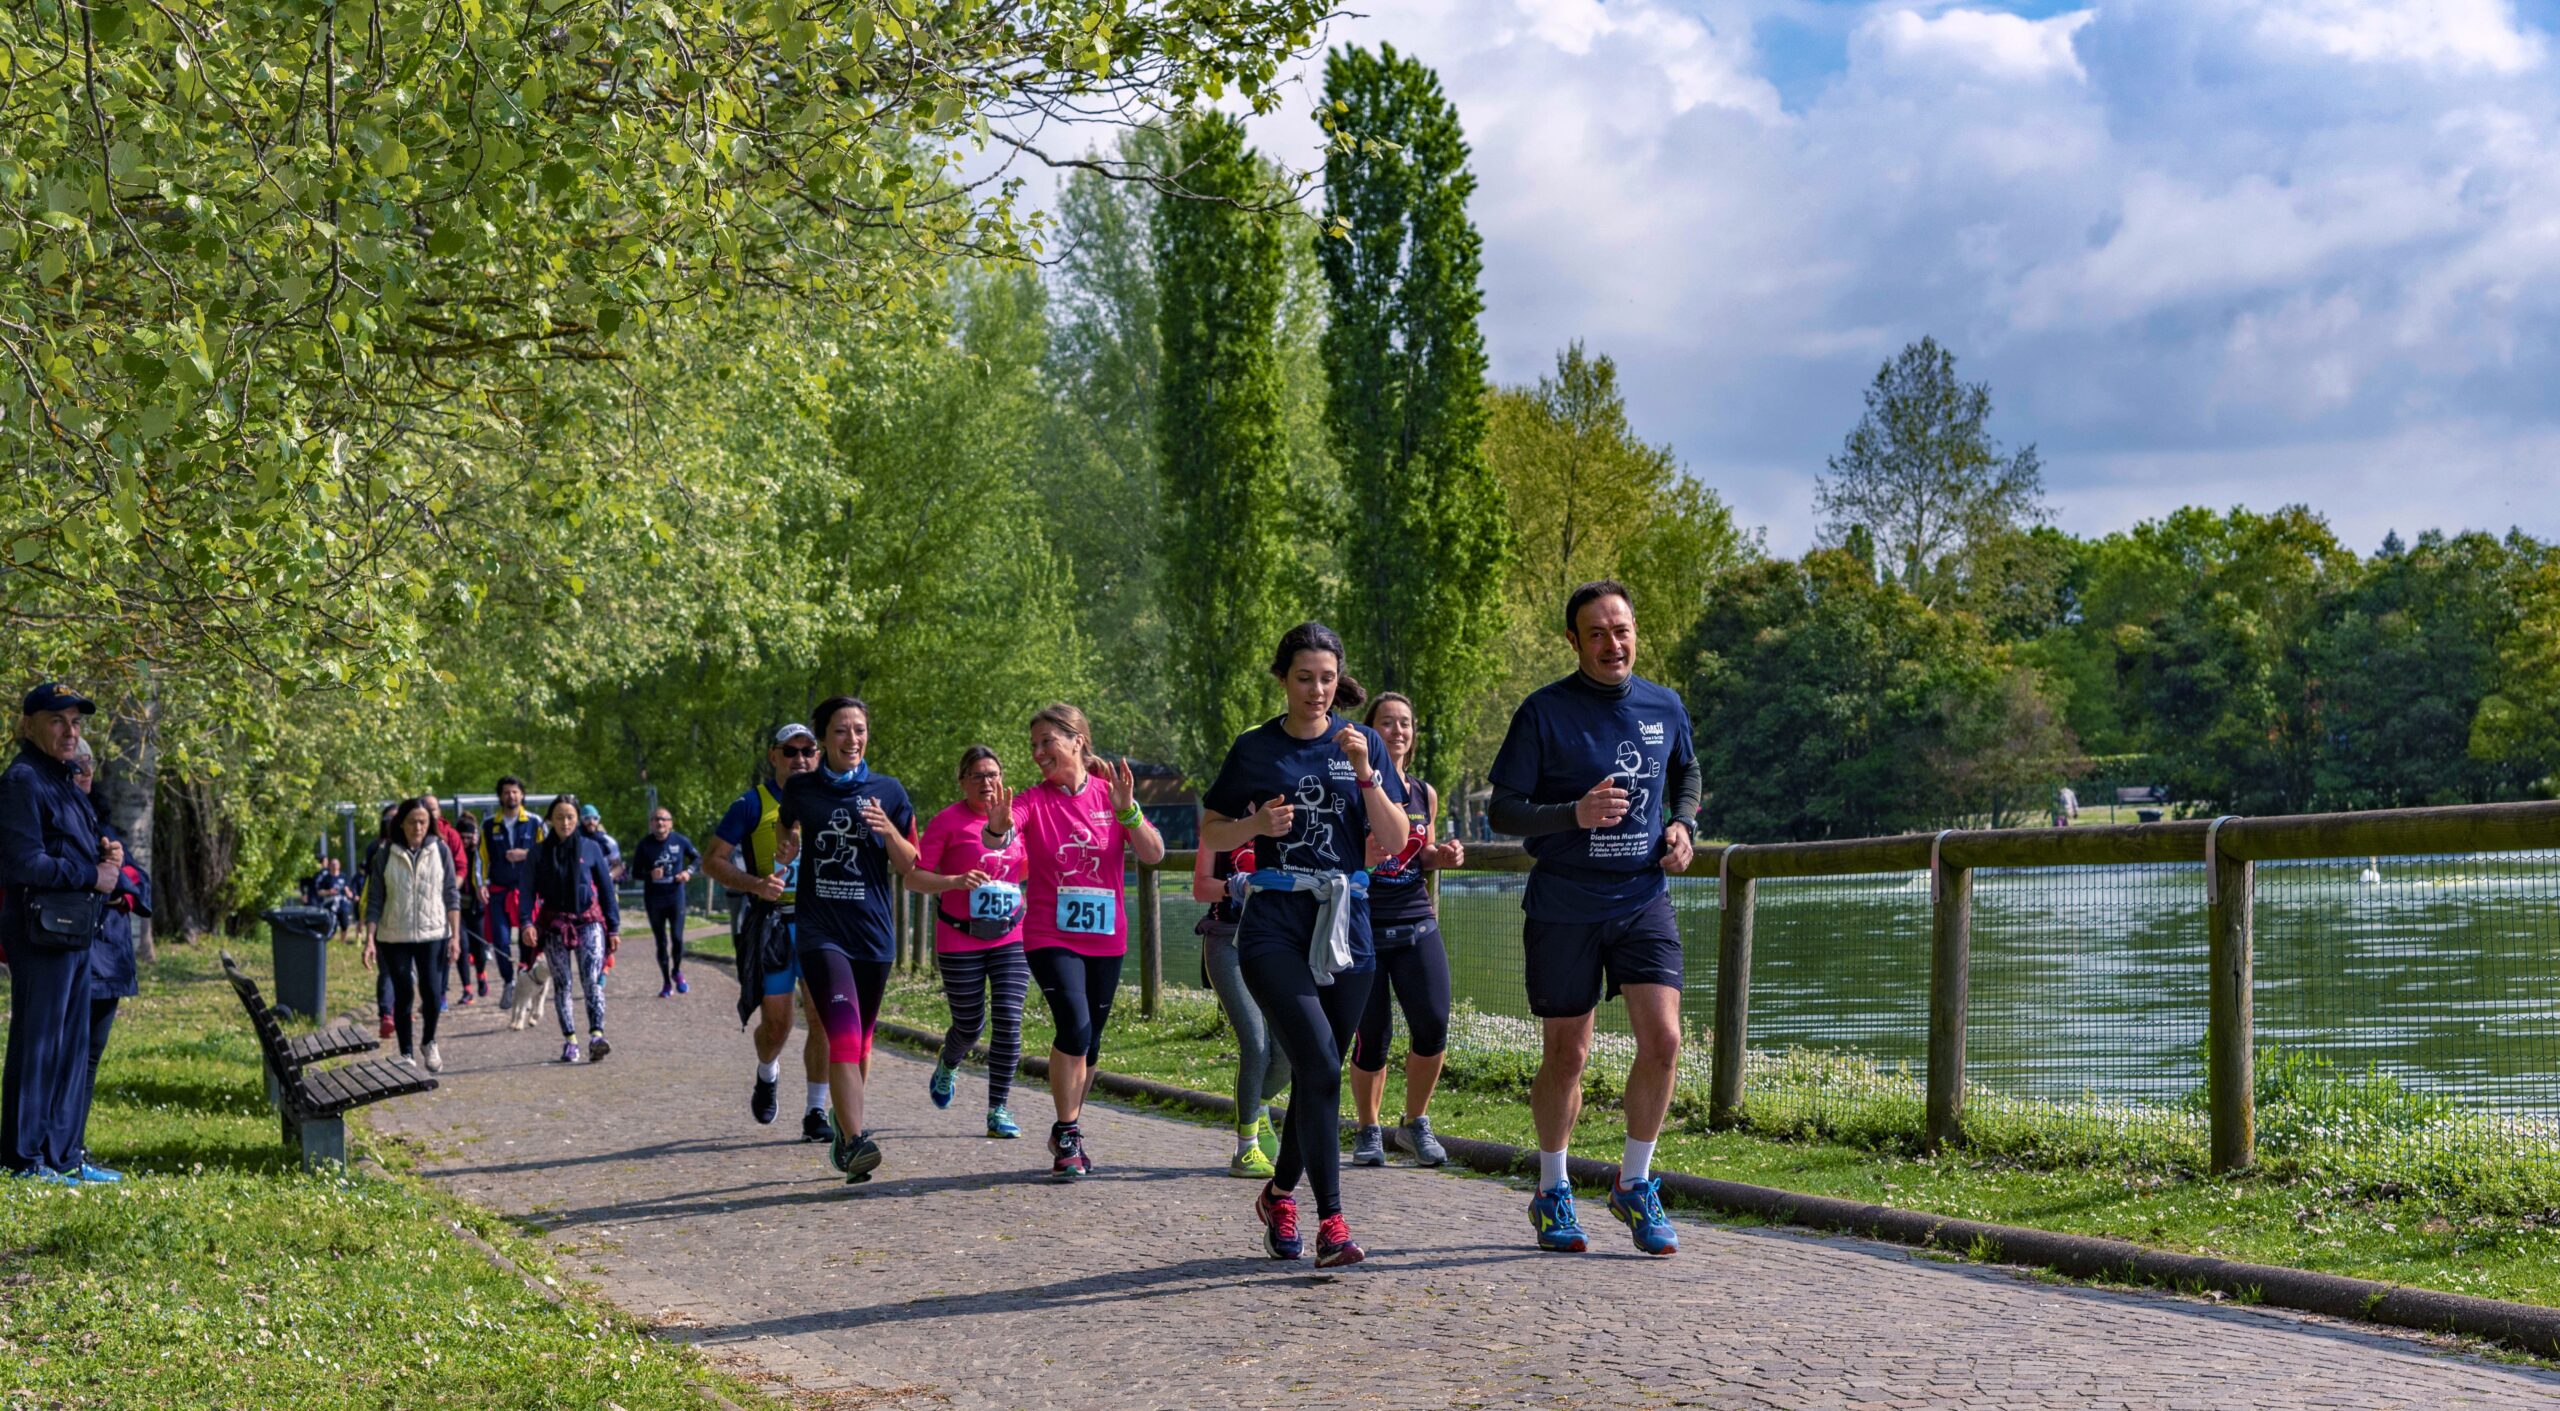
[1153,113,1294,777]
[1315,44,1509,788]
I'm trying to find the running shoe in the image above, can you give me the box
[499,979,516,1009]
[559,1040,580,1064]
[1607,1177,1680,1256]
[454,989,473,1008]
[986,1106,1021,1139]
[1050,1125,1093,1181]
[674,972,689,995]
[588,1032,611,1063]
[929,1060,957,1109]
[379,1015,396,1040]
[657,981,673,999]
[1228,1140,1275,1180]
[423,1042,444,1074]
[71,1162,123,1184]
[1403,1115,1449,1167]
[478,977,490,998]
[801,1108,833,1143]
[395,1049,416,1070]
[831,1127,882,1184]
[751,1074,780,1125]
[13,1166,77,1187]
[1351,1124,1386,1167]
[1314,1214,1365,1269]
[1257,1112,1280,1160]
[1529,1181,1589,1252]
[1256,1183,1303,1259]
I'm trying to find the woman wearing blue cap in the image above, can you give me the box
[0,683,122,1183]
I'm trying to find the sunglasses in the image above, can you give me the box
[781,744,819,759]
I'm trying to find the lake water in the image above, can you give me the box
[1155,851,2560,1121]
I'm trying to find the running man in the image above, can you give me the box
[478,777,541,1008]
[980,703,1167,1181]
[1488,579,1700,1257]
[909,747,1031,1138]
[1199,622,1410,1268]
[631,808,701,998]
[707,724,833,1141]
[777,696,918,1183]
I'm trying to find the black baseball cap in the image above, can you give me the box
[20,683,95,716]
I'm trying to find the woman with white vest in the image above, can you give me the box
[364,796,462,1072]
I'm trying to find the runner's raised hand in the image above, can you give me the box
[1255,793,1297,840]
[1576,776,1631,830]
[1105,756,1138,814]
[1334,725,1372,777]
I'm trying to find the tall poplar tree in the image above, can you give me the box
[1317,45,1512,790]
[1155,115,1294,777]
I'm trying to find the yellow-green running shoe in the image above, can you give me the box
[1229,1136,1275,1179]
[1256,1111,1280,1160]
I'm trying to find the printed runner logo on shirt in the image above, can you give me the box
[1277,772,1349,871]
[1591,739,1664,862]
[811,805,870,902]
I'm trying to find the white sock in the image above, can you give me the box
[1621,1137,1656,1188]
[1538,1148,1570,1188]
[807,1081,830,1112]
[756,1059,781,1083]
[1236,1128,1259,1155]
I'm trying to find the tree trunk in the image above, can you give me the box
[93,699,160,960]
[153,772,239,940]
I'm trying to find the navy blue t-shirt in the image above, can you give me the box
[1202,714,1403,972]
[1488,673,1695,922]
[779,765,914,963]
[1366,773,1435,927]
[630,832,700,906]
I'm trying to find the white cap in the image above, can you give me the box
[774,723,816,746]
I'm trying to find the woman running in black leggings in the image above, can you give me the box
[1198,622,1411,1268]
[1348,692,1465,1168]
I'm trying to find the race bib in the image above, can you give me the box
[969,881,1024,924]
[1057,886,1116,936]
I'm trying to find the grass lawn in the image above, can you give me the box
[878,970,2560,1312]
[0,940,779,1410]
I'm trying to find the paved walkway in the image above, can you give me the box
[373,961,2560,1410]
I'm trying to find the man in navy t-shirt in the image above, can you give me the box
[1488,578,1700,1258]
[630,807,701,998]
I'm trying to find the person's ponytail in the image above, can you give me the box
[1334,673,1368,712]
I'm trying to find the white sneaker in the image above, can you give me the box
[422,1042,444,1073]
[395,1050,417,1069]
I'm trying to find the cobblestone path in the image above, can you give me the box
[372,962,2560,1410]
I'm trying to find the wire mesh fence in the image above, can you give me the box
[1741,871,1933,1142]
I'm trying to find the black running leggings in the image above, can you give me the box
[647,901,687,983]
[1027,948,1121,1064]
[1349,921,1451,1073]
[1239,949,1375,1219]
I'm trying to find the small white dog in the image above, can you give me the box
[507,957,554,1031]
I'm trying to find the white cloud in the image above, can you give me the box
[1856,7,2098,84]
[2253,0,2544,75]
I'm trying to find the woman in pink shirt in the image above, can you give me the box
[978,703,1167,1179]
[908,746,1032,1139]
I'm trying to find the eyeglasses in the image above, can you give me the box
[963,770,1002,783]
[782,745,820,760]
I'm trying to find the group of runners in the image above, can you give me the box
[705,579,1698,1271]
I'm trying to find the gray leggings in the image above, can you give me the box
[546,921,608,1037]
[1203,926,1290,1128]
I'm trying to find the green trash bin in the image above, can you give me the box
[263,905,337,1019]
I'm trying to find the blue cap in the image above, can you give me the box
[579,803,602,822]
[20,683,95,716]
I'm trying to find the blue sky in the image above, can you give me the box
[1193,0,2560,555]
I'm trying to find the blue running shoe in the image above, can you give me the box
[986,1106,1021,1139]
[13,1166,77,1187]
[929,1060,957,1109]
[1607,1177,1679,1256]
[72,1162,123,1185]
[1256,1183,1303,1260]
[1529,1181,1588,1252]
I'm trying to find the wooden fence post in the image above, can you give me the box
[892,885,909,971]
[1710,852,1753,1131]
[1138,865,1162,1019]
[2208,826,2255,1173]
[1925,842,1971,1154]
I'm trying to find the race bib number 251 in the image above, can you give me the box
[1057,886,1116,936]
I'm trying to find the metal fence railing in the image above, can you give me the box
[880,800,2560,1185]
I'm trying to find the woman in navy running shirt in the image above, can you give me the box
[1198,623,1410,1269]
[777,695,918,1183]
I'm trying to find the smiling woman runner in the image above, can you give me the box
[1347,692,1465,1169]
[978,704,1167,1181]
[1199,622,1411,1269]
[909,746,1032,1139]
[777,695,919,1184]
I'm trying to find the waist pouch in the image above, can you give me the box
[27,889,105,952]
[1373,919,1437,952]
[934,907,1021,942]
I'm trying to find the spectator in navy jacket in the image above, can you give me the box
[531,794,622,1064]
[64,738,147,1182]
[0,683,120,1183]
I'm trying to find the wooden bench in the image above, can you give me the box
[220,951,436,1169]
[2114,785,2169,806]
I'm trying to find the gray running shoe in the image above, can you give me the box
[499,979,517,1009]
[1403,1115,1448,1167]
[1351,1124,1387,1167]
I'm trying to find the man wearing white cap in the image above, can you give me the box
[705,723,833,1139]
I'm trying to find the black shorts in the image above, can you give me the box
[1521,892,1683,1019]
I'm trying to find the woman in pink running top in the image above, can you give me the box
[909,746,1032,1138]
[977,703,1166,1179]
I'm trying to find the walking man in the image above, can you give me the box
[479,777,541,1008]
[1487,580,1700,1256]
